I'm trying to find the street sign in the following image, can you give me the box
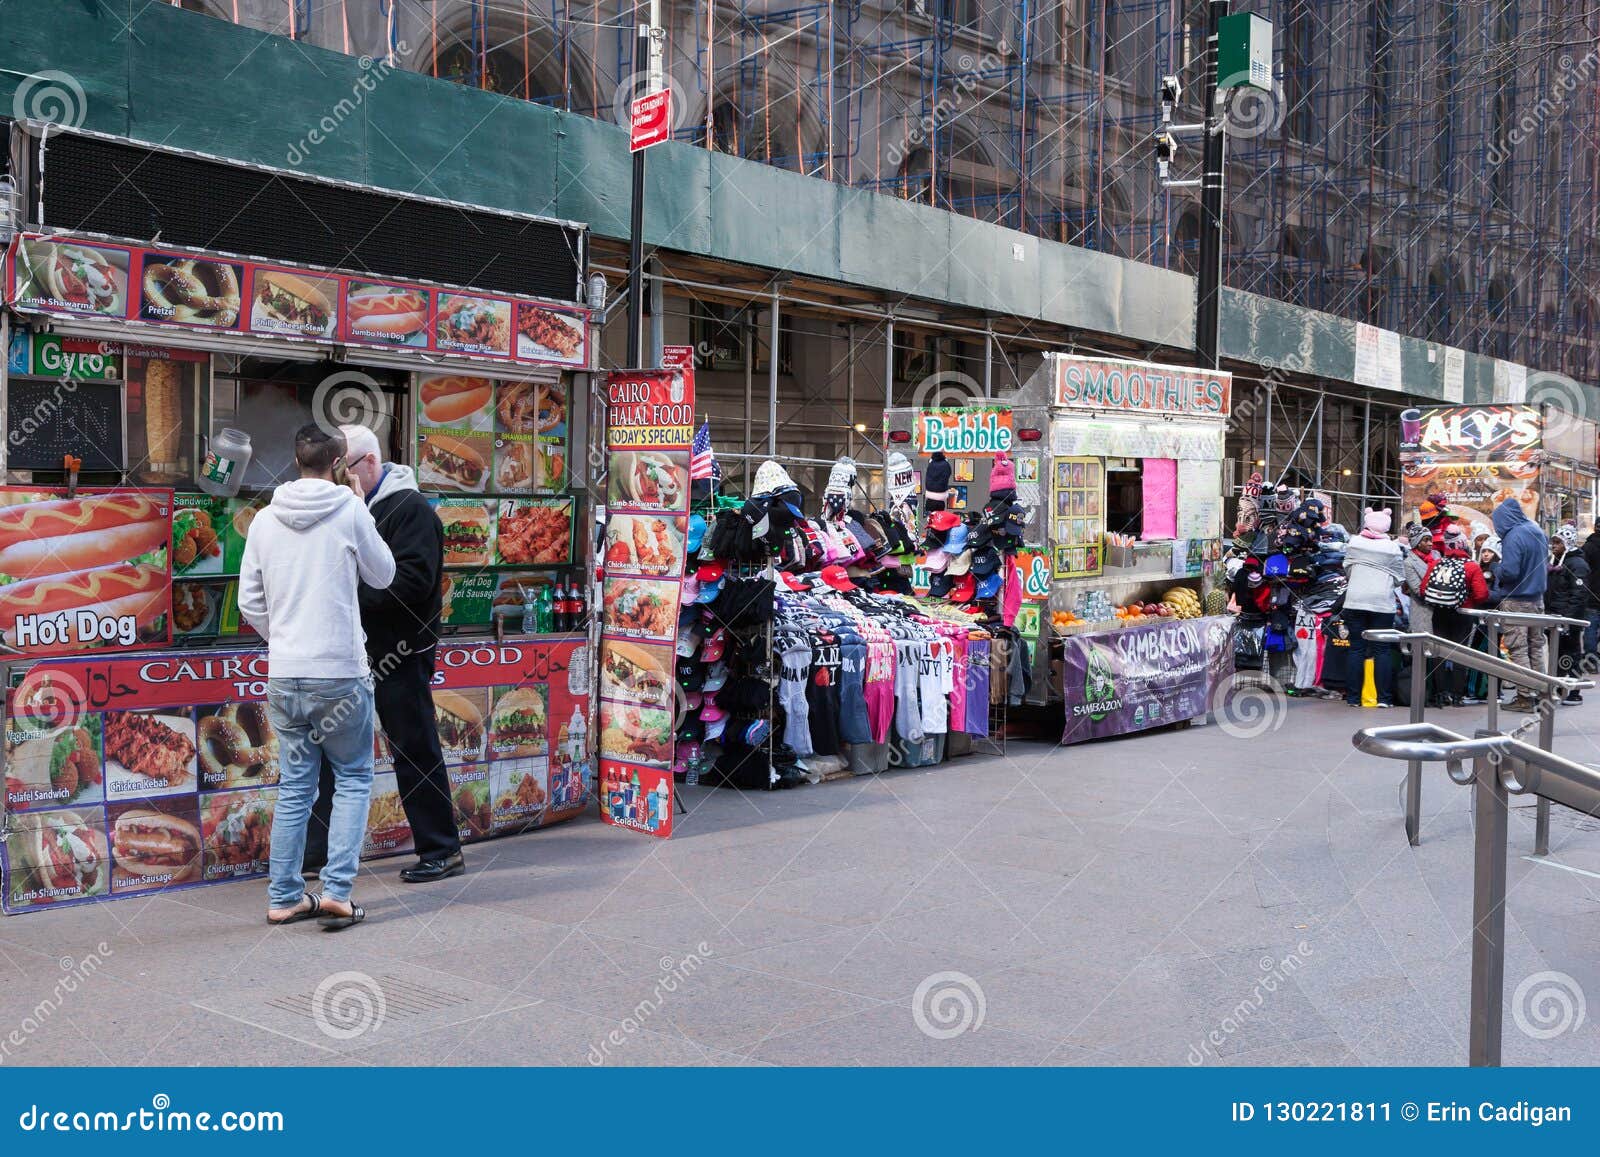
[1217,12,1273,91]
[630,90,672,152]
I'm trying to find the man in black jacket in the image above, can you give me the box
[303,425,463,883]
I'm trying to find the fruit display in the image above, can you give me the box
[1159,586,1203,619]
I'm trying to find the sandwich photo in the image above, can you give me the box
[346,281,428,345]
[533,443,566,490]
[495,440,534,491]
[438,503,493,566]
[489,686,548,757]
[516,303,585,361]
[201,789,274,879]
[419,375,494,428]
[599,702,673,767]
[4,721,102,809]
[599,640,673,707]
[17,239,129,315]
[608,451,688,510]
[103,710,196,796]
[5,809,110,907]
[172,505,222,573]
[435,294,511,355]
[110,806,202,888]
[433,689,488,759]
[251,268,337,337]
[419,433,489,493]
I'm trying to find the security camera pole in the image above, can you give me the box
[1194,0,1229,370]
[627,0,667,366]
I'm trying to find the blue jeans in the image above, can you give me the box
[266,676,375,907]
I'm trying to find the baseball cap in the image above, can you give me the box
[779,571,810,592]
[676,624,703,657]
[675,658,706,690]
[686,513,707,553]
[970,545,1002,575]
[944,523,970,553]
[945,549,973,576]
[700,702,728,723]
[742,718,771,746]
[975,571,1003,599]
[703,715,728,742]
[923,548,950,573]
[950,573,977,603]
[696,561,726,583]
[702,662,729,692]
[820,564,858,592]
[701,629,728,662]
[928,573,954,597]
[928,510,961,532]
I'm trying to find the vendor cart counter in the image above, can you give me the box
[1055,614,1235,745]
[0,634,592,915]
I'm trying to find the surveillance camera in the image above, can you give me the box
[1161,74,1182,105]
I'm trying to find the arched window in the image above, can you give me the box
[700,89,820,173]
[1424,261,1459,343]
[414,12,568,104]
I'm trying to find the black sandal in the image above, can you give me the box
[267,893,323,926]
[318,900,365,931]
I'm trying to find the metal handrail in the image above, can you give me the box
[1363,629,1588,696]
[1352,720,1600,1066]
[1462,608,1589,630]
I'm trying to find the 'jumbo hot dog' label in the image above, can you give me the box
[13,610,141,649]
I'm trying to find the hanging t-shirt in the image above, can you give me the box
[834,624,872,745]
[777,629,814,757]
[919,637,953,736]
[965,638,990,735]
[807,632,843,756]
[894,637,925,742]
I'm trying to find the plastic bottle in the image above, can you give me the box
[536,583,554,633]
[521,585,538,635]
[197,428,252,497]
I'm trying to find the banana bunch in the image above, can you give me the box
[1159,586,1203,619]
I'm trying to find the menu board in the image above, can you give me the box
[1,637,590,914]
[0,487,174,658]
[1050,458,1104,579]
[7,234,589,372]
[597,369,694,840]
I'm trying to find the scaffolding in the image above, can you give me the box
[189,0,1599,377]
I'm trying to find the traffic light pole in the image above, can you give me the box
[1195,0,1230,370]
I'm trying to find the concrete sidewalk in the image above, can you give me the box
[3,695,1599,1066]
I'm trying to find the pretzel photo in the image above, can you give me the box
[142,258,242,326]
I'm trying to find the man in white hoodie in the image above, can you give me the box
[238,424,396,928]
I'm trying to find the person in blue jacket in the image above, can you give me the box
[1489,496,1549,712]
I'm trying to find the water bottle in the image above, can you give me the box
[521,585,538,635]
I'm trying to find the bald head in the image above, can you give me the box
[339,424,384,494]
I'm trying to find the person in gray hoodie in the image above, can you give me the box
[238,424,396,929]
[1341,507,1405,706]
[1489,495,1549,710]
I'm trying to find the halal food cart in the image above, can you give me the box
[0,124,600,914]
[1005,354,1236,741]
[1400,404,1600,540]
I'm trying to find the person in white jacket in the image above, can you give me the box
[238,424,396,929]
[1341,507,1405,707]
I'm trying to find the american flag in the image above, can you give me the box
[690,422,716,480]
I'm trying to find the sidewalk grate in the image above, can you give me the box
[266,974,474,1022]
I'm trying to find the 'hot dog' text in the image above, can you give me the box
[13,610,138,648]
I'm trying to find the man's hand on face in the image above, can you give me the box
[345,462,366,499]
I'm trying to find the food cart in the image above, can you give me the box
[887,355,1236,739]
[1400,404,1600,539]
[0,124,598,913]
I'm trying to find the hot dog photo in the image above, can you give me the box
[0,488,173,657]
[345,279,430,346]
[418,374,495,431]
[108,798,202,893]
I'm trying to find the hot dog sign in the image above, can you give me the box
[0,488,174,657]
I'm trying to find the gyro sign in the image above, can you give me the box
[913,407,1014,455]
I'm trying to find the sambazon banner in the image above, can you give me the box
[1060,615,1235,743]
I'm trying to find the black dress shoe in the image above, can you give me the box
[399,852,466,883]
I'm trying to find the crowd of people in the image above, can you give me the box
[1228,480,1599,712]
